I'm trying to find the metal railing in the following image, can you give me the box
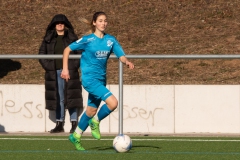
[1,54,240,135]
[2,54,240,59]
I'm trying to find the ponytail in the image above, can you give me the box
[79,17,93,34]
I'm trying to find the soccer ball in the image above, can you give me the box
[113,134,132,153]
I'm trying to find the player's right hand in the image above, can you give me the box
[126,61,134,69]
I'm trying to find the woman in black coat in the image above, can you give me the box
[39,14,83,133]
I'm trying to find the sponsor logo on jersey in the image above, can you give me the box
[95,51,109,59]
[76,37,95,43]
[87,37,95,42]
[107,40,113,47]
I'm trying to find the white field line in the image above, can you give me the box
[1,138,240,142]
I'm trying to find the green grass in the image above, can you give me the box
[1,136,240,160]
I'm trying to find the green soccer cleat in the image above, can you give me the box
[88,118,101,140]
[69,133,85,151]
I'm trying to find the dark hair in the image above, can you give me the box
[90,11,107,33]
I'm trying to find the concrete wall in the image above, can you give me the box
[0,84,239,134]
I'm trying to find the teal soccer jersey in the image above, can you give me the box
[69,33,125,83]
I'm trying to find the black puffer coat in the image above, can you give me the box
[39,14,83,110]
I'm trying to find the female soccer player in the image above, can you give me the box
[61,11,134,150]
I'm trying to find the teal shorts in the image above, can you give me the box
[82,78,113,108]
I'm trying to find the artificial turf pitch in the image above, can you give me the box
[1,136,240,160]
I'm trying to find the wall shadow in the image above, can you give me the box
[0,59,21,78]
[0,124,6,132]
[48,110,56,122]
[48,107,84,123]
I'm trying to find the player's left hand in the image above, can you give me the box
[126,61,134,69]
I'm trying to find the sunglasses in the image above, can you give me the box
[56,21,64,25]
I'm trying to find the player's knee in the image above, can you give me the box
[106,96,118,110]
[86,107,97,117]
[115,99,118,108]
[110,98,118,110]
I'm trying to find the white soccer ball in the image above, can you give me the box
[113,134,132,153]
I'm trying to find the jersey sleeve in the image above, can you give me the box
[112,37,125,58]
[69,37,86,51]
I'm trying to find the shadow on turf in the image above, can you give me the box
[89,145,161,152]
[89,146,113,151]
